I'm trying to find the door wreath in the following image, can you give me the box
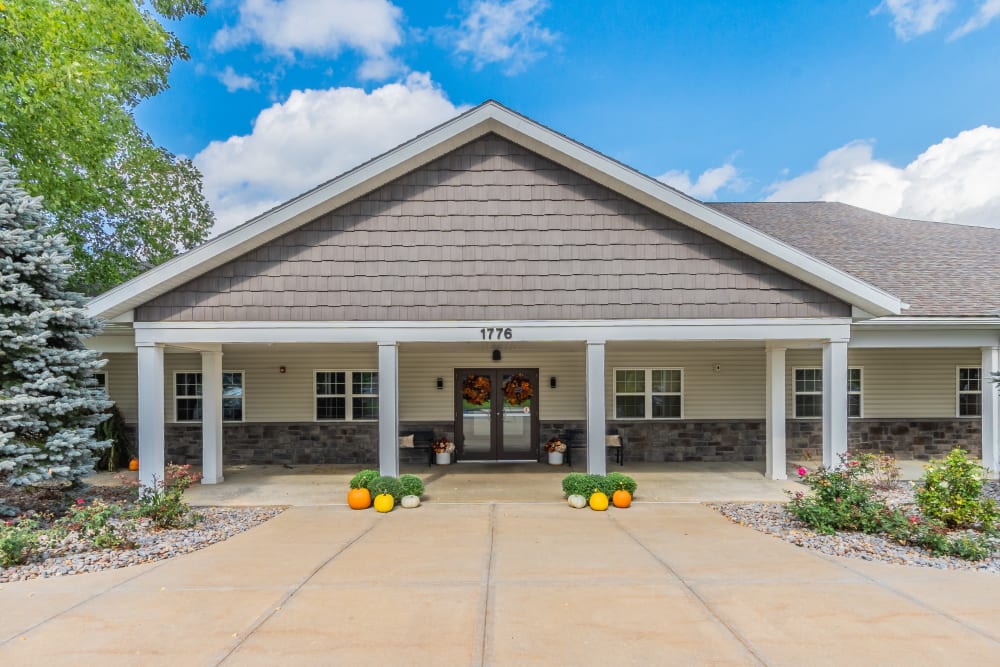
[462,374,491,406]
[502,373,533,405]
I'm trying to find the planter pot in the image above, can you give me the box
[435,452,452,465]
[547,451,564,465]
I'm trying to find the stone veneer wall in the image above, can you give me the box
[153,419,982,466]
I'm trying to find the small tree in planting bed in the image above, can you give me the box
[0,158,111,487]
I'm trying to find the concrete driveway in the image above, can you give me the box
[2,502,999,666]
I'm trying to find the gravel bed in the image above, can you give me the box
[1,506,284,583]
[712,481,1000,572]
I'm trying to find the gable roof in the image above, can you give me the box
[86,101,902,320]
[710,202,1000,317]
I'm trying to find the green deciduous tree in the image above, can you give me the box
[0,0,213,294]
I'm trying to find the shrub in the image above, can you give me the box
[130,464,202,530]
[562,474,615,498]
[915,449,1000,530]
[58,498,134,549]
[606,472,637,496]
[786,454,889,535]
[399,474,425,498]
[350,469,380,490]
[368,475,403,500]
[0,518,42,567]
[856,452,900,491]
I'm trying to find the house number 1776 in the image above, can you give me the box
[481,327,513,340]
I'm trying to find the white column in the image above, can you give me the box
[981,346,1000,475]
[136,342,165,490]
[377,342,400,478]
[586,341,607,476]
[765,346,787,480]
[200,350,224,484]
[822,340,848,468]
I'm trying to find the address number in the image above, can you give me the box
[481,327,513,340]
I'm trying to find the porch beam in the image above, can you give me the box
[765,346,787,480]
[378,342,400,478]
[200,350,224,484]
[136,342,165,489]
[822,340,849,468]
[981,346,1000,475]
[586,341,607,476]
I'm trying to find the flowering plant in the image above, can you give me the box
[462,374,491,406]
[502,373,533,405]
[432,438,455,454]
[544,438,566,453]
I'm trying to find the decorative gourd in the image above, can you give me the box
[401,495,421,509]
[567,494,587,509]
[128,458,139,472]
[373,493,394,513]
[348,487,372,510]
[612,489,632,508]
[589,492,609,511]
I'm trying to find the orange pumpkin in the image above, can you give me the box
[128,458,139,471]
[589,492,609,511]
[612,489,632,508]
[347,487,372,510]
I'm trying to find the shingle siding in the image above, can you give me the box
[136,135,849,322]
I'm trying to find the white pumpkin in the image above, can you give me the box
[401,495,421,509]
[567,494,587,509]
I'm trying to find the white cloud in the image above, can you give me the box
[766,126,1000,227]
[873,0,954,39]
[657,162,745,200]
[950,0,1000,38]
[448,0,557,74]
[217,66,259,92]
[193,73,466,234]
[212,0,406,80]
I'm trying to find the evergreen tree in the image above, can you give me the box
[0,158,111,486]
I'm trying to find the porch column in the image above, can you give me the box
[200,349,224,484]
[981,346,1000,474]
[765,346,787,480]
[378,342,400,478]
[136,342,165,489]
[586,340,607,475]
[822,339,848,468]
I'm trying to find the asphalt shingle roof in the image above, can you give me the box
[708,202,1000,317]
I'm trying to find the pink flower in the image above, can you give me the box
[797,467,808,477]
[76,498,85,505]
[908,515,920,525]
[848,460,860,467]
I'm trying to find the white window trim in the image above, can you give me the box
[956,365,982,418]
[612,368,684,420]
[313,369,379,422]
[222,370,246,423]
[173,370,245,423]
[793,366,864,419]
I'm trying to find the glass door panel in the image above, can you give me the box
[500,371,534,459]
[459,371,494,459]
[455,368,539,461]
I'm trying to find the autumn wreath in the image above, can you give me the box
[462,374,491,406]
[502,373,533,405]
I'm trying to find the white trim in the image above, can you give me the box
[86,102,901,321]
[851,327,1000,349]
[221,370,246,423]
[313,369,379,422]
[848,366,864,419]
[765,347,787,480]
[612,367,684,420]
[956,365,983,418]
[172,370,245,423]
[792,367,823,419]
[792,366,863,418]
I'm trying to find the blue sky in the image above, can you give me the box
[135,1,1000,233]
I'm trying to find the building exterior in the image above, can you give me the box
[85,102,1000,487]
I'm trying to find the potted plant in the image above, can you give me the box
[432,437,455,465]
[544,437,566,465]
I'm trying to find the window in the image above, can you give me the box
[174,371,244,422]
[614,369,682,419]
[793,368,863,418]
[315,371,378,421]
[94,372,108,394]
[958,367,982,417]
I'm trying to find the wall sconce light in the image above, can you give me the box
[436,377,444,390]
[492,349,502,362]
[279,366,287,374]
[549,376,557,389]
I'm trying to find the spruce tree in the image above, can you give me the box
[0,158,110,486]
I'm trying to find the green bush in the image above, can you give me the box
[915,449,999,530]
[0,518,42,567]
[606,472,637,496]
[399,474,425,498]
[130,464,202,529]
[58,498,134,549]
[561,474,618,498]
[786,454,890,535]
[368,475,403,499]
[350,469,380,490]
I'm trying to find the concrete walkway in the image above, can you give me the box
[3,502,999,665]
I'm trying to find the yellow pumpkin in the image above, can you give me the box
[373,493,394,513]
[589,492,609,511]
[128,458,139,472]
[612,489,632,508]
[347,487,371,510]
